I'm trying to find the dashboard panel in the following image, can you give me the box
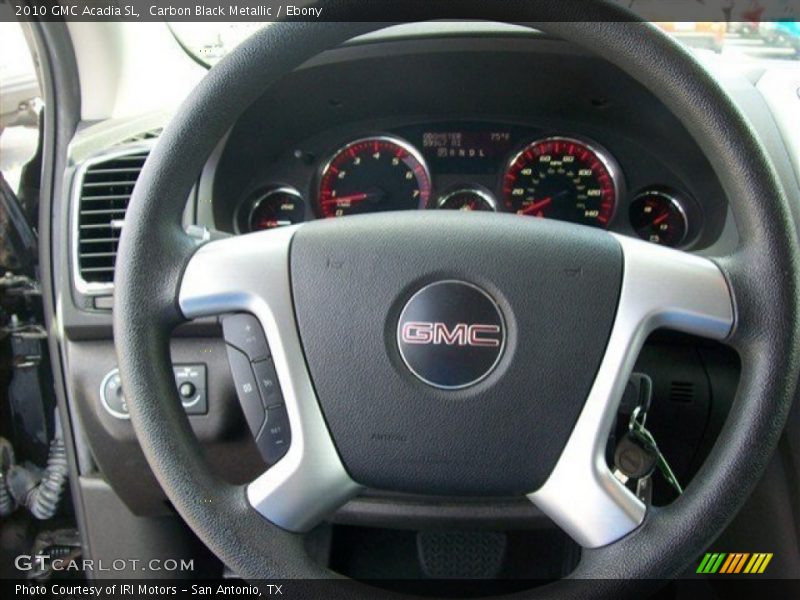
[203,38,731,252]
[226,121,705,248]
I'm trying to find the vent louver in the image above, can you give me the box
[669,381,694,403]
[75,149,148,289]
[120,128,162,145]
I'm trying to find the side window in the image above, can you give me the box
[0,21,41,271]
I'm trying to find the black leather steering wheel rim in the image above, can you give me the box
[113,2,800,596]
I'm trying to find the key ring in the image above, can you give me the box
[629,404,648,431]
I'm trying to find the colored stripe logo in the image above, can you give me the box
[697,553,773,574]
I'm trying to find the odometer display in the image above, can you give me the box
[318,136,431,218]
[502,137,619,228]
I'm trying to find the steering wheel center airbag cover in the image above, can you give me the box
[290,211,622,495]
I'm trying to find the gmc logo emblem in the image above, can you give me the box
[400,322,501,347]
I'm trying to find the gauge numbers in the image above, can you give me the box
[502,136,621,228]
[318,136,432,218]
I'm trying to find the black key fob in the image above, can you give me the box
[614,433,658,480]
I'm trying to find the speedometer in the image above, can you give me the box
[502,137,621,228]
[318,136,432,218]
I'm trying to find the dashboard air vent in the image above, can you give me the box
[669,381,694,403]
[120,128,162,145]
[75,150,148,288]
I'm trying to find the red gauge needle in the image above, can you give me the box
[256,220,292,229]
[321,192,369,206]
[653,212,670,226]
[519,197,552,215]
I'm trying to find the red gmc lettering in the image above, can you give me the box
[466,324,503,347]
[434,323,468,345]
[401,322,501,347]
[401,322,434,344]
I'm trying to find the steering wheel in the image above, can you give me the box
[114,2,800,596]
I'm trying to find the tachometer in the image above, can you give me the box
[318,136,432,218]
[502,136,621,228]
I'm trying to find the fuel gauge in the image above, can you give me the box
[629,189,689,247]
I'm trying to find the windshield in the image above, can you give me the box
[169,23,268,65]
[170,21,800,67]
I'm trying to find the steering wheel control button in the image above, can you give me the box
[225,346,266,436]
[221,313,270,361]
[397,280,505,389]
[174,364,208,415]
[101,365,208,419]
[258,405,292,465]
[252,359,284,407]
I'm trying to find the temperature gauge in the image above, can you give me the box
[629,189,689,247]
[247,187,305,232]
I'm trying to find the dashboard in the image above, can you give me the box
[234,123,698,248]
[201,38,735,253]
[59,30,800,523]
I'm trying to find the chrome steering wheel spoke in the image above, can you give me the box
[528,235,734,548]
[178,226,362,531]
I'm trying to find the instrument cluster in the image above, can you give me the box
[235,123,699,248]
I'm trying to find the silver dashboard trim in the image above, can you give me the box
[178,226,362,532]
[527,234,733,548]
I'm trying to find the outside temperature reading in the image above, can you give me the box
[422,131,512,160]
